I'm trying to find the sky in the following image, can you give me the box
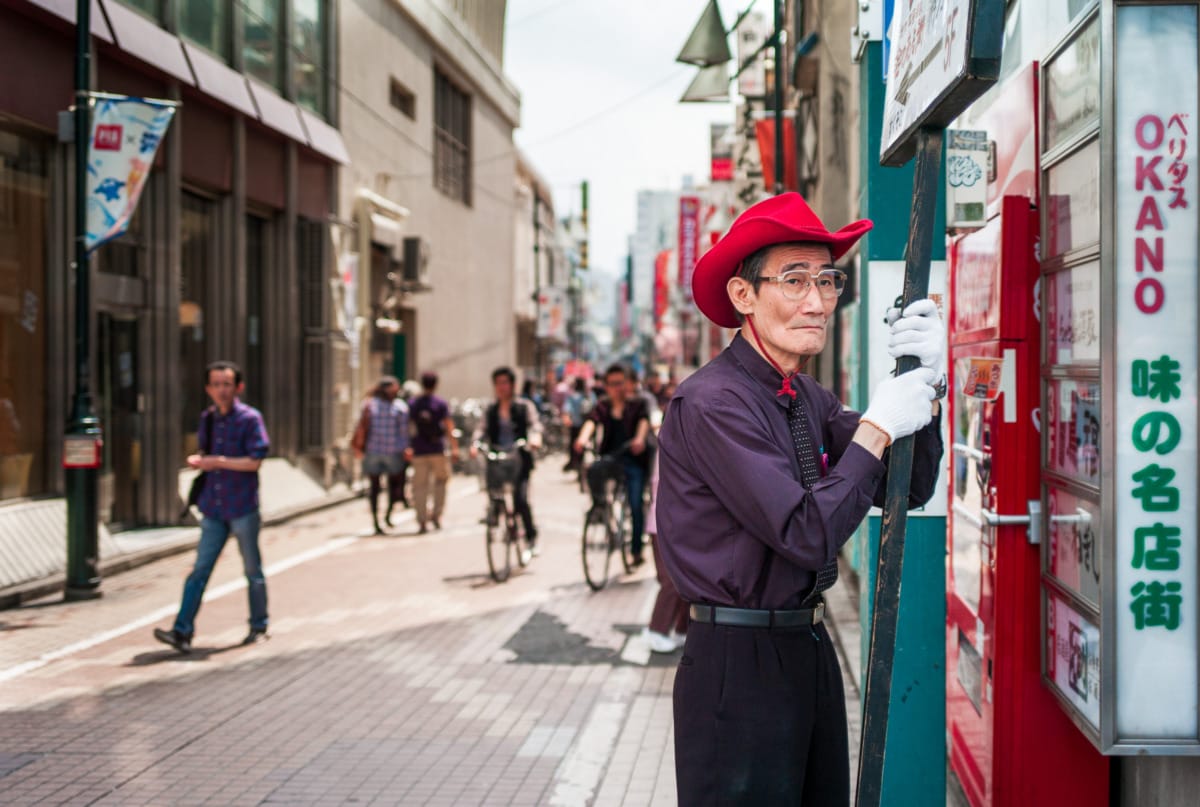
[503,0,737,280]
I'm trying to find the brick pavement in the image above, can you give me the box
[0,463,867,806]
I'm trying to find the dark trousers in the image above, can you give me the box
[673,619,850,806]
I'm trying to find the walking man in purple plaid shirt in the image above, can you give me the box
[154,360,271,654]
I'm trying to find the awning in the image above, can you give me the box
[299,109,350,166]
[101,0,195,85]
[28,0,114,43]
[245,78,307,142]
[182,42,256,118]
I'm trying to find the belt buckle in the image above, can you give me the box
[813,602,826,624]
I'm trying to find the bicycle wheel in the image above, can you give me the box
[582,503,612,592]
[615,491,635,573]
[512,509,532,568]
[486,498,511,583]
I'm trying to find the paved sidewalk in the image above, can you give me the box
[0,465,866,806]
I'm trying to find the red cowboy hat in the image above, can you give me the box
[692,193,873,328]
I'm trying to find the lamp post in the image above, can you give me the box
[65,0,102,600]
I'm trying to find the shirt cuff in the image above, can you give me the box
[838,440,886,492]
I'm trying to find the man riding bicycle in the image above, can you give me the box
[471,367,543,554]
[574,363,652,567]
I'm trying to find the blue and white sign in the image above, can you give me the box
[85,94,177,252]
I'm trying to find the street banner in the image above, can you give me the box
[710,123,734,182]
[86,94,177,251]
[653,249,671,329]
[753,113,797,193]
[536,287,567,341]
[678,196,701,300]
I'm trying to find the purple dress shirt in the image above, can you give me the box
[656,333,942,610]
[197,399,270,520]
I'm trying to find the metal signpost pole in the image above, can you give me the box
[65,0,102,600]
[772,0,784,194]
[855,126,942,807]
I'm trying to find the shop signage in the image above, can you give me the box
[85,93,177,252]
[1112,3,1199,746]
[881,0,1004,166]
[710,123,734,182]
[678,196,701,300]
[946,129,988,227]
[736,10,770,98]
[62,436,102,469]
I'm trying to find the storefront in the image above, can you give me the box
[0,0,346,545]
[942,0,1200,803]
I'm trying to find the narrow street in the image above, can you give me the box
[0,461,864,806]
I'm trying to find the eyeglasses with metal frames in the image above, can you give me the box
[757,267,848,300]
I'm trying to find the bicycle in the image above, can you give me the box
[581,443,636,591]
[478,439,533,583]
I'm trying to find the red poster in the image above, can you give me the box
[678,196,701,300]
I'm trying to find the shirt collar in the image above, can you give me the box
[729,332,799,409]
[212,399,246,419]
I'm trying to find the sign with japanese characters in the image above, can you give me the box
[881,0,1004,165]
[678,196,701,301]
[85,94,177,252]
[1114,4,1198,742]
[946,129,988,227]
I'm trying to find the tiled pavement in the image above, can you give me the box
[0,464,866,806]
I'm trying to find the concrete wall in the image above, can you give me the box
[339,0,521,402]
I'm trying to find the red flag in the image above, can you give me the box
[754,116,798,193]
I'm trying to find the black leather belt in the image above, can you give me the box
[689,602,825,628]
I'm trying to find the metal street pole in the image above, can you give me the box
[533,192,542,380]
[855,127,943,807]
[773,0,784,195]
[65,0,102,600]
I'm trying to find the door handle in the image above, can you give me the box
[951,442,985,462]
[979,499,1042,544]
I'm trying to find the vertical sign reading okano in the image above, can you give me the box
[1115,4,1198,739]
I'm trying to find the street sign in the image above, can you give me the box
[880,0,1004,167]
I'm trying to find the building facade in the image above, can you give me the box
[0,0,346,583]
[337,0,522,405]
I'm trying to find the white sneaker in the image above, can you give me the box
[669,629,687,647]
[645,629,679,654]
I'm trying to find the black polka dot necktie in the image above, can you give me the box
[788,390,838,605]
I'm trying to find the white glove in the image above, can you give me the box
[860,367,938,443]
[886,299,945,371]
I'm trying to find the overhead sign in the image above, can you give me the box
[881,0,1004,166]
[1112,3,1199,749]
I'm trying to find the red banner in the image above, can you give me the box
[754,116,798,193]
[678,196,701,300]
[654,249,671,329]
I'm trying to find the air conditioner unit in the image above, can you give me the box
[401,236,431,291]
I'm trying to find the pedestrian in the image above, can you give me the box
[656,192,946,805]
[407,371,460,534]
[154,360,271,654]
[560,377,589,473]
[471,367,543,554]
[575,363,652,567]
[642,411,687,654]
[352,376,409,534]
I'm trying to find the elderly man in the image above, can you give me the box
[656,193,946,805]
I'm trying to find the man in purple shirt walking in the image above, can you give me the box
[155,361,271,654]
[657,193,946,805]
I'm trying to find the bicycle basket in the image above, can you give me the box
[485,450,522,490]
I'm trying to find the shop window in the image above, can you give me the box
[180,192,216,463]
[293,0,328,116]
[390,78,416,120]
[118,0,163,22]
[242,0,283,90]
[179,0,232,62]
[434,69,472,205]
[0,130,50,499]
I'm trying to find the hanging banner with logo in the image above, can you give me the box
[86,94,177,252]
[678,196,701,300]
[753,113,797,193]
[736,10,770,98]
[1112,3,1199,746]
[537,287,567,341]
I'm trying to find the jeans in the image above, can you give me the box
[587,457,646,556]
[174,511,267,637]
